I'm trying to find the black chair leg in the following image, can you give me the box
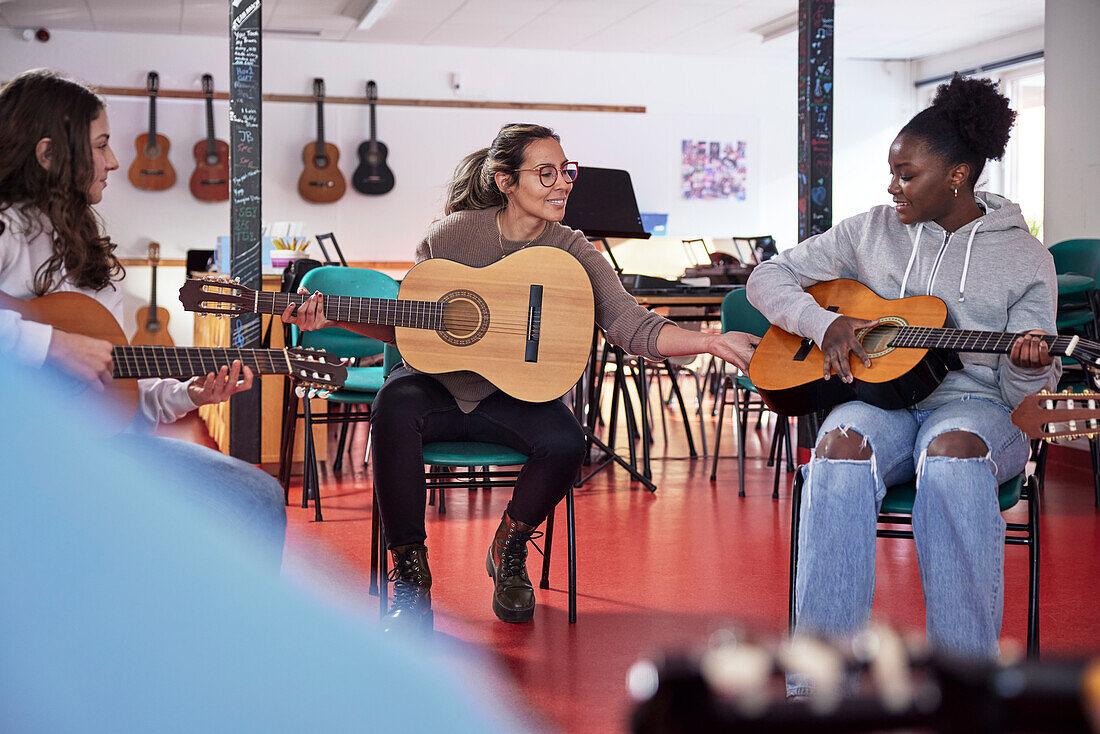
[710,378,727,482]
[333,404,350,474]
[278,384,299,503]
[369,490,380,596]
[301,398,323,522]
[1027,476,1041,658]
[566,484,577,623]
[540,505,555,590]
[789,471,803,634]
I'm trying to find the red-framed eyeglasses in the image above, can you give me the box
[514,161,580,187]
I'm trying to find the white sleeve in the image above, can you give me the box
[130,377,199,432]
[0,309,53,368]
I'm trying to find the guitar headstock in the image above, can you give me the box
[313,77,325,101]
[147,241,160,266]
[286,347,348,395]
[367,80,378,103]
[178,276,258,317]
[1011,389,1100,442]
[147,71,159,97]
[201,73,214,97]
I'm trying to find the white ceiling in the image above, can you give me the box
[0,0,1044,60]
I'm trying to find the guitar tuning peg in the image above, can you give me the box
[233,277,241,283]
[317,390,331,399]
[307,388,318,398]
[295,385,307,398]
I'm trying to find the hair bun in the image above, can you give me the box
[931,73,1016,161]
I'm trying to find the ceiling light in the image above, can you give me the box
[356,0,396,30]
[750,11,799,43]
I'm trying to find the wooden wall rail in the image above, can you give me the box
[92,85,645,114]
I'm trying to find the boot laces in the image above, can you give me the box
[388,551,428,608]
[498,527,544,579]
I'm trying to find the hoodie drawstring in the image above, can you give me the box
[898,222,924,298]
[957,221,982,302]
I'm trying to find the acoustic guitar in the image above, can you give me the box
[351,80,395,195]
[179,246,596,403]
[127,71,176,191]
[0,290,347,435]
[131,241,174,347]
[1011,389,1100,442]
[297,78,346,203]
[748,278,1100,415]
[189,73,230,202]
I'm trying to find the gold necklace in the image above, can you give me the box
[496,210,540,255]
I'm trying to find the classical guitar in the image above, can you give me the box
[1011,389,1100,442]
[131,241,174,347]
[749,278,1100,415]
[179,246,595,403]
[127,71,176,191]
[189,73,230,202]
[297,78,346,203]
[351,80,395,195]
[0,290,346,435]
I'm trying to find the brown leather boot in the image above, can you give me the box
[382,543,433,633]
[485,510,543,623]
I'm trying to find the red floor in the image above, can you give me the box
[265,389,1100,734]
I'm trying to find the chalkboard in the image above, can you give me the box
[228,0,262,461]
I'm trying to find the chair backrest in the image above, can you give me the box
[293,267,399,359]
[1050,239,1100,280]
[382,343,402,378]
[720,288,771,338]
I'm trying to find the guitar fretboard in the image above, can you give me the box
[112,346,290,379]
[255,291,445,331]
[889,327,1074,356]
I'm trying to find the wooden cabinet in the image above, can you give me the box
[194,274,325,471]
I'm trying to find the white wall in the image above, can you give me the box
[1,28,911,343]
[1044,0,1100,246]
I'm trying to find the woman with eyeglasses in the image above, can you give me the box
[285,123,758,631]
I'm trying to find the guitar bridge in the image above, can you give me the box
[525,285,543,363]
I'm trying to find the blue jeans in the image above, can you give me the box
[793,396,1030,668]
[111,435,287,570]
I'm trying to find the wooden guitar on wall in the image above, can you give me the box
[748,278,1100,416]
[0,290,347,435]
[131,242,174,347]
[351,80,395,195]
[128,71,176,191]
[298,78,346,203]
[179,246,596,403]
[189,73,230,202]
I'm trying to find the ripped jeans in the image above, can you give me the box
[792,396,1031,665]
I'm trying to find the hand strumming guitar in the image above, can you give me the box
[47,329,114,390]
[820,315,880,383]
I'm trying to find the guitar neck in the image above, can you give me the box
[149,93,157,140]
[205,94,217,157]
[149,263,158,311]
[369,102,378,149]
[316,99,326,150]
[254,291,443,330]
[891,327,1077,357]
[112,346,290,379]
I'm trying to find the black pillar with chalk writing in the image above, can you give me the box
[796,0,834,460]
[227,0,262,462]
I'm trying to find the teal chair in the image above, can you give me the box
[278,267,398,521]
[369,345,578,623]
[1050,238,1100,337]
[710,288,794,498]
[788,469,1040,657]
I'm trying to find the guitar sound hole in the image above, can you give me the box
[438,290,489,347]
[859,319,905,359]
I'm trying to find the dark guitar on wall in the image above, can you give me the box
[351,80,395,195]
[748,278,1100,416]
[298,78,346,204]
[189,73,230,202]
[0,290,346,435]
[128,71,176,191]
[131,241,174,347]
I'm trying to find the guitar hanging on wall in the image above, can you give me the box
[352,80,395,195]
[131,241,174,347]
[189,73,230,202]
[297,78,346,203]
[128,71,176,191]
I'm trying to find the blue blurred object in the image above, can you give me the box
[0,356,523,733]
[640,212,668,236]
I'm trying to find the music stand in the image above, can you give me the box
[315,232,348,267]
[561,167,657,491]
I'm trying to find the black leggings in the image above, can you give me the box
[370,368,586,548]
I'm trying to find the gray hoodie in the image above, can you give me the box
[746,192,1060,410]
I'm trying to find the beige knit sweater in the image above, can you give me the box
[406,206,670,408]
